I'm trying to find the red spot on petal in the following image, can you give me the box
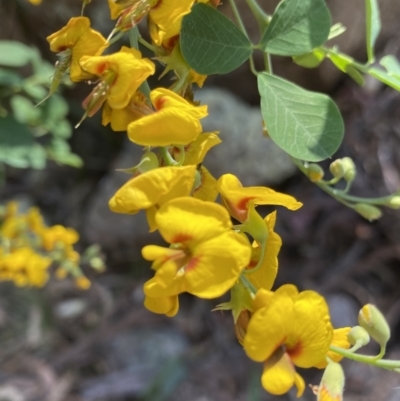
[237,196,255,211]
[171,233,192,244]
[185,256,199,273]
[96,62,107,75]
[57,45,68,52]
[154,97,166,110]
[287,341,303,359]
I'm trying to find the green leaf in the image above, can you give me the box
[10,95,42,124]
[0,41,34,67]
[180,3,253,75]
[380,55,400,78]
[258,73,344,162]
[48,138,83,168]
[368,67,400,91]
[365,0,381,63]
[328,53,364,85]
[0,68,22,87]
[260,0,331,56]
[293,48,326,68]
[0,115,46,169]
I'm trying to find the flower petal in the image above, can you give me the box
[144,294,179,317]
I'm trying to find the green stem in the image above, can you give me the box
[160,147,178,166]
[243,237,267,275]
[329,346,400,371]
[244,0,270,31]
[239,274,257,296]
[249,55,259,76]
[138,37,163,55]
[291,157,396,207]
[107,29,125,45]
[228,0,249,37]
[263,53,273,74]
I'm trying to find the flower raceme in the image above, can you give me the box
[142,197,251,314]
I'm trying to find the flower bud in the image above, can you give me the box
[387,196,400,209]
[329,159,345,179]
[341,157,356,182]
[317,361,345,401]
[306,164,324,182]
[353,203,382,221]
[358,304,391,348]
[347,325,370,346]
[137,151,159,173]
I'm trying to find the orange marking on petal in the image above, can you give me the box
[57,45,68,52]
[237,196,255,211]
[96,62,108,75]
[154,96,166,110]
[171,233,192,244]
[287,341,303,359]
[185,256,199,273]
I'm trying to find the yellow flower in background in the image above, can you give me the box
[40,225,79,251]
[109,165,196,231]
[79,47,155,120]
[143,197,251,299]
[243,285,333,397]
[47,17,107,82]
[217,174,302,223]
[28,0,42,5]
[0,247,51,287]
[127,88,207,146]
[246,211,282,291]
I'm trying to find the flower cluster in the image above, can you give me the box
[0,202,104,289]
[34,0,400,399]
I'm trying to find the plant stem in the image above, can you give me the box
[244,0,270,31]
[239,274,257,296]
[138,37,163,55]
[228,0,249,37]
[291,157,396,207]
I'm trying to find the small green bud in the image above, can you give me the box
[293,49,325,68]
[387,196,400,209]
[347,325,370,346]
[306,164,324,182]
[341,157,356,182]
[353,203,382,221]
[358,304,391,348]
[329,159,345,179]
[317,361,345,401]
[137,151,159,173]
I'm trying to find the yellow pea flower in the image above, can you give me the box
[47,17,107,82]
[28,0,42,5]
[217,174,302,223]
[127,88,207,146]
[144,293,179,317]
[142,197,251,299]
[246,211,282,291]
[192,166,218,202]
[78,47,155,123]
[109,165,196,231]
[40,225,79,251]
[243,285,333,397]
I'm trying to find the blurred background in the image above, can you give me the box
[1,0,400,400]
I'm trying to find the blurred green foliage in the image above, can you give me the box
[0,40,82,172]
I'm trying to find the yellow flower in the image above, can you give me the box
[47,17,107,82]
[79,47,155,120]
[127,88,207,146]
[28,0,42,5]
[109,165,196,231]
[246,211,282,291]
[102,92,150,132]
[243,285,333,397]
[142,197,251,299]
[148,0,194,46]
[144,294,179,317]
[0,247,51,287]
[40,225,79,251]
[192,166,218,202]
[217,174,302,223]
